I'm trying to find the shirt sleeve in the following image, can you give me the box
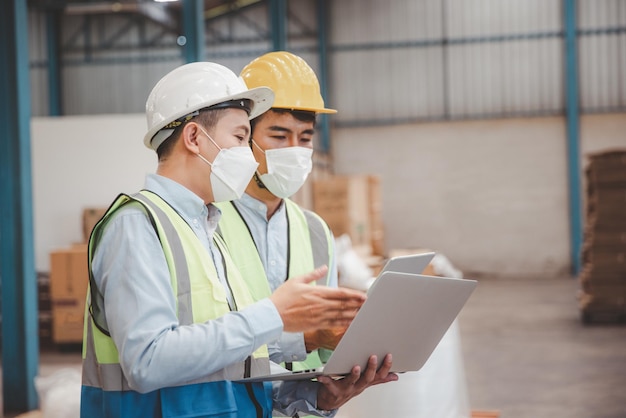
[269,331,308,364]
[92,204,284,393]
[270,363,337,417]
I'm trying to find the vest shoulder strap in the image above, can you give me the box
[214,201,272,300]
[285,199,334,286]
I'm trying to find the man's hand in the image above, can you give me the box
[304,327,347,352]
[269,266,367,333]
[315,354,399,411]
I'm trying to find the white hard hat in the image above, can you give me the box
[144,62,274,150]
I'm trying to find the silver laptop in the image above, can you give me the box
[239,270,477,382]
[379,251,435,276]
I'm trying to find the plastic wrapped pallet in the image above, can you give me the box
[335,243,471,418]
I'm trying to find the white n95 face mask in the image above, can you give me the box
[253,142,313,198]
[197,127,259,202]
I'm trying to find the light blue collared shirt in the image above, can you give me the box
[232,193,338,364]
[92,174,331,416]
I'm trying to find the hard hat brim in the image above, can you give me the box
[271,105,337,114]
[143,86,274,150]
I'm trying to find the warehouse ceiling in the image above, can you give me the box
[27,0,265,47]
[28,0,261,31]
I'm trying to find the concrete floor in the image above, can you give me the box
[4,275,626,417]
[458,275,626,418]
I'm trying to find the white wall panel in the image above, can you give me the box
[332,0,442,44]
[62,61,180,115]
[447,38,563,117]
[579,34,626,110]
[332,114,626,278]
[578,0,626,111]
[29,112,626,277]
[31,114,152,272]
[28,11,47,62]
[30,68,49,116]
[579,0,624,27]
[445,0,560,38]
[332,47,445,121]
[29,11,51,116]
[331,0,567,124]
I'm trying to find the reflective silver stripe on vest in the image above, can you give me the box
[83,320,132,391]
[133,193,193,326]
[83,317,259,390]
[303,210,331,286]
[83,193,270,392]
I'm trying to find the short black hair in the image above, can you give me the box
[250,108,316,133]
[156,108,228,160]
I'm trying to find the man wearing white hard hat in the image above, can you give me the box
[80,62,396,417]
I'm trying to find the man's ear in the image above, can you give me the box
[182,122,201,153]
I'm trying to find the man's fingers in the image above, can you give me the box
[361,355,379,381]
[377,353,393,374]
[292,265,328,284]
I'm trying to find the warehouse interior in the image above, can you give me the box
[1,0,626,417]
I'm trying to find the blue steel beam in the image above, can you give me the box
[269,0,287,51]
[0,0,40,414]
[182,0,204,63]
[564,0,582,276]
[46,9,63,116]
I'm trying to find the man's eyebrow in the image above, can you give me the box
[268,125,315,135]
[267,125,291,133]
[236,124,250,135]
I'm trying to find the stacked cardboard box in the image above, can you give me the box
[312,174,385,257]
[37,272,54,349]
[43,207,105,346]
[82,207,108,242]
[49,244,89,343]
[579,149,626,323]
[291,152,333,211]
[367,175,385,256]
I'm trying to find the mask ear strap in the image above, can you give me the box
[250,139,266,154]
[197,152,214,167]
[197,125,222,152]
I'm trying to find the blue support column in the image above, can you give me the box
[269,0,287,51]
[564,0,582,276]
[317,0,331,153]
[182,0,204,63]
[0,0,40,414]
[46,9,63,116]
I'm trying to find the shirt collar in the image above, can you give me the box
[238,193,286,220]
[145,173,210,222]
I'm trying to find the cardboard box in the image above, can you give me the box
[291,152,333,210]
[471,411,501,418]
[367,175,385,256]
[82,207,108,243]
[49,244,88,301]
[51,304,86,343]
[313,175,372,251]
[49,244,88,343]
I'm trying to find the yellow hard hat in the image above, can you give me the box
[240,51,337,114]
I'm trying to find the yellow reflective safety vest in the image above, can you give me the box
[81,191,272,418]
[215,198,334,372]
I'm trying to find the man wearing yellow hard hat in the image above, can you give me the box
[81,60,395,417]
[216,52,396,416]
